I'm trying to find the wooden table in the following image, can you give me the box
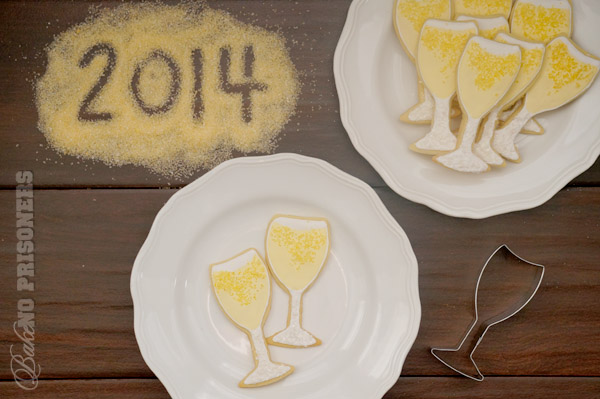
[1,1,599,398]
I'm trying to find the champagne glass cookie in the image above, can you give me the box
[510,0,572,44]
[455,15,508,40]
[410,19,478,154]
[505,0,573,135]
[453,0,512,19]
[211,249,294,387]
[492,36,600,162]
[473,33,545,166]
[265,215,330,348]
[434,37,521,173]
[394,0,452,124]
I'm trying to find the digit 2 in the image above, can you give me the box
[78,43,117,122]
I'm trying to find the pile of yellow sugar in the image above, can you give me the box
[35,3,300,177]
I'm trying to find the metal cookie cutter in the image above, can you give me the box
[431,244,545,381]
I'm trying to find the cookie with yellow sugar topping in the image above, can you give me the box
[493,36,600,162]
[510,0,572,44]
[453,0,513,19]
[265,214,330,348]
[473,32,545,166]
[411,19,478,154]
[394,0,453,124]
[211,249,294,387]
[455,15,508,40]
[434,36,521,173]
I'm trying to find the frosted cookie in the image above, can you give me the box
[411,19,478,154]
[211,249,293,387]
[394,0,453,124]
[453,0,512,19]
[455,15,509,40]
[499,103,545,134]
[434,37,521,172]
[510,0,572,44]
[493,36,600,162]
[473,33,544,166]
[265,215,330,348]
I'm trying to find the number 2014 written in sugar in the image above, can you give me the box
[78,43,267,124]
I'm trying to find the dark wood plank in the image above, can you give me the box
[0,0,598,188]
[1,377,599,398]
[1,188,599,379]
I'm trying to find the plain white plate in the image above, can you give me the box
[334,0,600,218]
[131,153,420,399]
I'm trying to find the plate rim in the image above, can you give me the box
[130,153,421,399]
[333,0,600,219]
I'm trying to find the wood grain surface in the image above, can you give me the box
[1,377,600,399]
[0,0,599,398]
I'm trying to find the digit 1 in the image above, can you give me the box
[131,50,181,115]
[192,49,204,121]
[78,43,117,122]
[219,46,267,123]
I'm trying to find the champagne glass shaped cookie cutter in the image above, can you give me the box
[431,245,545,381]
[265,215,330,348]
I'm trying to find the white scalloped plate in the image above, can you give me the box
[334,0,600,218]
[131,154,420,399]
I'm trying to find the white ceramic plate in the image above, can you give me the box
[334,0,600,218]
[131,153,420,399]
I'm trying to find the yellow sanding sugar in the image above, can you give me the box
[396,0,450,31]
[454,0,512,17]
[421,27,472,73]
[511,3,571,43]
[213,256,267,306]
[548,41,598,90]
[35,3,300,176]
[270,224,327,270]
[479,25,508,41]
[466,42,520,90]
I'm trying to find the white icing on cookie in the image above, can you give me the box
[455,15,508,40]
[243,328,292,385]
[271,290,317,347]
[499,105,544,134]
[272,216,328,231]
[492,106,532,161]
[412,96,456,151]
[435,118,489,172]
[473,107,504,166]
[407,86,434,122]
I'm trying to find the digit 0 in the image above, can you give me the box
[131,50,181,116]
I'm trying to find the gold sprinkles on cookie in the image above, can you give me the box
[510,0,572,43]
[548,41,598,90]
[467,42,520,91]
[421,27,472,74]
[212,255,267,306]
[269,223,328,270]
